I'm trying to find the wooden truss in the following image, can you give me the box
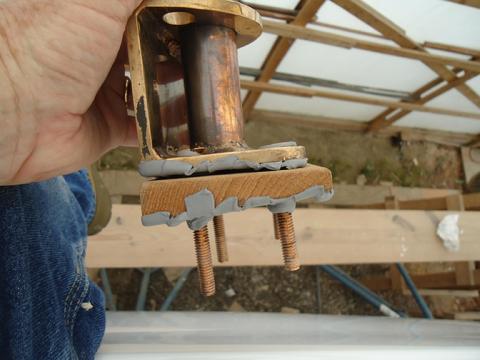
[241,0,480,145]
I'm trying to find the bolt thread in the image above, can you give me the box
[277,212,300,271]
[193,226,216,296]
[273,213,281,240]
[213,216,229,263]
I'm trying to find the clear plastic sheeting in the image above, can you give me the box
[98,312,480,359]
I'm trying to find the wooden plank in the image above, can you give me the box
[455,262,477,286]
[467,134,480,147]
[446,0,480,10]
[331,0,480,109]
[241,80,480,120]
[384,197,405,291]
[249,109,476,147]
[408,289,480,298]
[463,193,480,210]
[362,270,480,291]
[243,1,387,41]
[360,193,480,211]
[423,41,480,58]
[86,206,480,268]
[455,312,480,321]
[242,0,326,118]
[99,169,460,202]
[261,20,480,73]
[141,165,333,216]
[445,194,477,287]
[367,71,478,132]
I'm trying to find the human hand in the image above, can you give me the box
[0,0,141,185]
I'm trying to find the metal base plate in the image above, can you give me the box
[138,145,307,178]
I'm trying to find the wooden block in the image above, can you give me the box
[140,165,333,216]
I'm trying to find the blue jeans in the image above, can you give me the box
[0,170,105,359]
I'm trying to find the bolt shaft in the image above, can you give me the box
[273,213,281,240]
[277,212,300,271]
[193,226,216,296]
[213,215,229,263]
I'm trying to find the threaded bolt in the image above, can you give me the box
[276,212,300,271]
[193,226,216,296]
[213,215,229,263]
[273,213,281,240]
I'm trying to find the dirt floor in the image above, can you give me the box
[97,120,475,318]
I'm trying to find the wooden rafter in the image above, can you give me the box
[423,41,480,58]
[242,1,387,40]
[367,71,478,132]
[331,0,480,131]
[262,20,480,73]
[240,80,480,121]
[242,0,327,120]
[446,0,480,9]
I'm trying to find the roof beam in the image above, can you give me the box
[331,0,480,109]
[445,0,480,9]
[242,0,327,120]
[240,79,480,120]
[423,41,480,58]
[241,1,387,40]
[262,20,480,73]
[367,71,478,132]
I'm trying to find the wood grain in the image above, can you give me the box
[261,20,480,74]
[86,205,480,268]
[140,165,333,216]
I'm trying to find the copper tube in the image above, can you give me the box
[154,57,191,154]
[277,213,300,271]
[181,25,245,152]
[213,215,229,263]
[193,226,216,296]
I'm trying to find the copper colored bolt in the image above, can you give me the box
[213,215,229,263]
[193,226,216,296]
[276,212,300,272]
[273,213,281,240]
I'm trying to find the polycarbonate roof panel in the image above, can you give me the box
[237,0,480,134]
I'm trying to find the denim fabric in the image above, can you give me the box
[0,170,105,359]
